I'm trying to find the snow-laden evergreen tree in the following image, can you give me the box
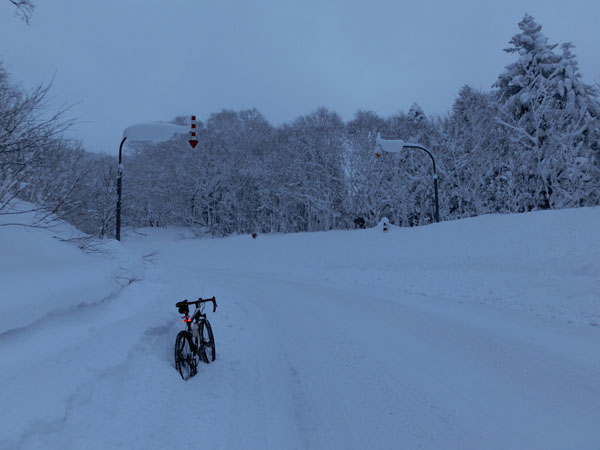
[493,14,600,210]
[494,14,559,115]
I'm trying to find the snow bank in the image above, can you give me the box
[0,205,129,334]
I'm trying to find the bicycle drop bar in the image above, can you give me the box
[175,296,217,313]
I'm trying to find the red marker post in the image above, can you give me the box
[189,115,198,149]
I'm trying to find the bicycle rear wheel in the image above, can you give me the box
[174,331,197,380]
[199,319,216,363]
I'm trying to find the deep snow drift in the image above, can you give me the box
[1,207,599,449]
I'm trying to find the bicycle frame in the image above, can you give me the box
[174,297,217,379]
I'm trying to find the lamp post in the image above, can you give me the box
[116,136,127,241]
[375,133,440,223]
[116,122,191,241]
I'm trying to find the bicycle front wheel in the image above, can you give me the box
[174,330,197,380]
[199,319,216,363]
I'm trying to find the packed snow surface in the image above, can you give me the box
[1,207,599,449]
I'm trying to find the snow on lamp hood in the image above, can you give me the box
[376,133,423,153]
[376,133,406,154]
[123,123,190,142]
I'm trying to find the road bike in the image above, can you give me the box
[174,296,217,380]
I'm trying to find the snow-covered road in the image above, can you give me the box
[202,269,599,450]
[2,208,599,449]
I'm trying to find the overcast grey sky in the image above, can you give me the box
[1,0,599,154]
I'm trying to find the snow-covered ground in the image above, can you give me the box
[1,207,599,449]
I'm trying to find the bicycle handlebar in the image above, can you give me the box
[176,296,217,313]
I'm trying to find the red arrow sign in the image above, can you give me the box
[189,115,198,149]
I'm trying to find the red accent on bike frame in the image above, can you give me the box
[182,316,192,323]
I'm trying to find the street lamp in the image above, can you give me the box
[375,133,440,223]
[116,122,191,241]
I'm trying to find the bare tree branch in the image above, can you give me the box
[7,0,35,24]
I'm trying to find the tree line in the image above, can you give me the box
[1,14,599,238]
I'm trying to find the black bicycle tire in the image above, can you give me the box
[199,319,216,363]
[174,330,196,380]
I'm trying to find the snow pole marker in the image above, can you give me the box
[189,115,198,149]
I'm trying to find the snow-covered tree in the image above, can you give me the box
[0,61,82,225]
[344,110,386,228]
[272,108,346,232]
[201,108,274,235]
[442,86,507,216]
[493,14,600,210]
[68,153,117,238]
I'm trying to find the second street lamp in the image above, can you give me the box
[376,133,440,223]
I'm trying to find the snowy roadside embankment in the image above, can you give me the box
[0,207,153,450]
[0,207,136,334]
